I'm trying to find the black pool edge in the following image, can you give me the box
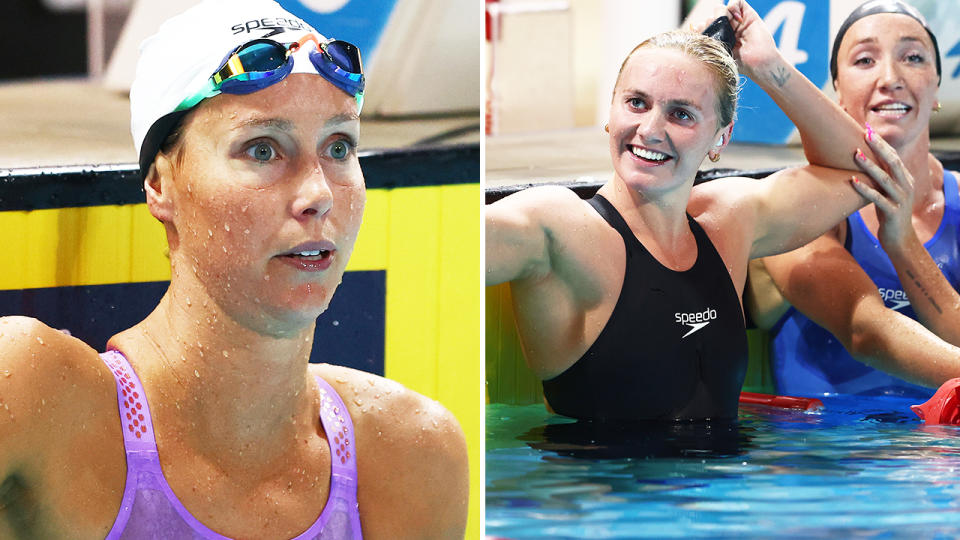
[0,143,480,212]
[485,149,960,204]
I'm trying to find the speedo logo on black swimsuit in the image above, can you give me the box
[675,307,717,338]
[879,287,911,311]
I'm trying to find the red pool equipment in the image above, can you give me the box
[911,378,960,425]
[739,392,824,411]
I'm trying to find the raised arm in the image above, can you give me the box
[761,235,960,388]
[725,0,875,169]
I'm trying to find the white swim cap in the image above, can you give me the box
[130,0,328,179]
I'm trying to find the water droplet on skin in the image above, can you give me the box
[432,420,438,428]
[264,274,271,281]
[2,370,10,378]
[207,229,213,238]
[353,398,363,407]
[194,369,200,378]
[224,223,230,232]
[336,377,347,384]
[36,336,44,345]
[415,409,421,415]
[222,246,228,254]
[185,297,192,307]
[241,205,249,213]
[244,229,250,235]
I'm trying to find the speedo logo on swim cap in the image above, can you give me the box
[675,307,717,339]
[879,287,911,311]
[231,17,306,37]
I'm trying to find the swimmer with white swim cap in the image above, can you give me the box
[0,1,467,537]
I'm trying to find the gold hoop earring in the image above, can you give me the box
[604,124,610,133]
[709,153,720,163]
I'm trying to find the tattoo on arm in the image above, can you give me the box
[770,66,791,88]
[906,269,943,314]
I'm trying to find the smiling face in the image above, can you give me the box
[150,73,365,336]
[608,47,728,197]
[834,13,939,150]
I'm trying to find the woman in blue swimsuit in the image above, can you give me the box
[0,0,468,538]
[485,0,901,421]
[748,0,960,398]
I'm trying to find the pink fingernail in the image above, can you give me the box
[865,122,874,141]
[855,149,865,161]
[851,176,860,185]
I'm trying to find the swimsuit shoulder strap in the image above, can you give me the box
[99,349,160,453]
[587,193,637,243]
[942,169,959,215]
[296,375,363,539]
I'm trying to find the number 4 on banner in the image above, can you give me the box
[765,1,809,67]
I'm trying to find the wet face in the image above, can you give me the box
[156,74,364,336]
[608,48,727,196]
[835,13,938,149]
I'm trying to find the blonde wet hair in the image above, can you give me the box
[614,30,740,129]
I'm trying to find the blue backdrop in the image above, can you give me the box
[278,0,399,63]
[735,0,829,144]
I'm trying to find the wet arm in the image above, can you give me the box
[0,318,52,537]
[485,188,555,286]
[764,237,960,388]
[727,0,875,170]
[850,148,960,345]
[744,258,791,330]
[883,233,960,346]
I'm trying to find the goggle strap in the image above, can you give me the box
[175,79,218,112]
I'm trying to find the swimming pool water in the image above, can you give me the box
[486,397,960,538]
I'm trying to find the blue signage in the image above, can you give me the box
[735,0,829,144]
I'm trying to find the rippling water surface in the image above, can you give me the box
[486,396,960,538]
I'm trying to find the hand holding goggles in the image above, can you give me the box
[177,33,365,112]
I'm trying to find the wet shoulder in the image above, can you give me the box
[0,316,118,446]
[0,317,119,480]
[689,175,759,222]
[498,185,596,225]
[309,363,468,538]
[0,315,114,391]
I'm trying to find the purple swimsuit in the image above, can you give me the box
[99,350,363,539]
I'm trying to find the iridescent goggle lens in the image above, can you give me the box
[176,34,365,112]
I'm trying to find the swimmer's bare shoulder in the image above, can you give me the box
[0,316,126,539]
[310,363,468,539]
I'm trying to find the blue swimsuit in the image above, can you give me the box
[771,170,960,399]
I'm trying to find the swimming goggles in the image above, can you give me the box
[176,33,365,112]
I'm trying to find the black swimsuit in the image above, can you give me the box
[541,194,748,421]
